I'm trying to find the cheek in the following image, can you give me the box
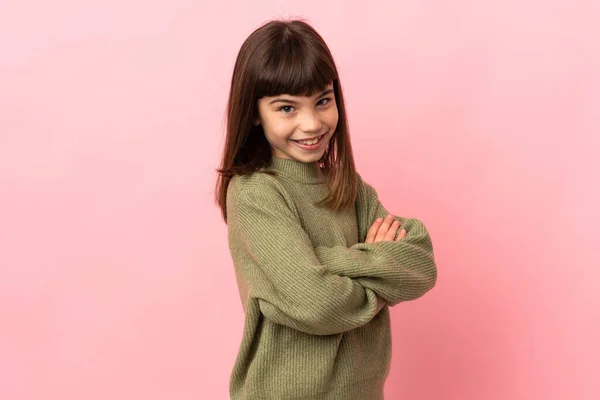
[325,107,339,127]
[263,118,293,141]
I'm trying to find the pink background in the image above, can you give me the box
[1,1,599,399]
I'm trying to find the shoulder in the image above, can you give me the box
[227,171,295,213]
[356,172,366,188]
[355,172,377,197]
[229,171,287,198]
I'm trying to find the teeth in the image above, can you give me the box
[297,135,322,145]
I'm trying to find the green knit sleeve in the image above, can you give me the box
[313,175,437,306]
[355,174,405,242]
[228,183,386,336]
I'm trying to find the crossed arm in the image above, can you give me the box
[228,175,437,335]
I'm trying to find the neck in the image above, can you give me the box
[266,157,328,184]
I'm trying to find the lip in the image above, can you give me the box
[292,133,327,151]
[293,134,325,142]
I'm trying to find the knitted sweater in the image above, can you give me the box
[226,157,437,400]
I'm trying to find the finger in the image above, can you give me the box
[375,214,395,242]
[365,218,383,243]
[384,220,401,241]
[395,228,407,241]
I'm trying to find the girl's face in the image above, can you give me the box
[255,83,338,163]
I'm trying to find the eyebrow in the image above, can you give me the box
[269,88,334,105]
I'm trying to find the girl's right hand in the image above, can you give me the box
[364,214,406,244]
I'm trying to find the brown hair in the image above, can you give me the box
[215,19,358,223]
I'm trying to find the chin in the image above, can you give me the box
[295,150,325,163]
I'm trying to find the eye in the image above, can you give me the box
[278,105,295,114]
[317,97,332,106]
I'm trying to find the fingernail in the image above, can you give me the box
[376,218,383,222]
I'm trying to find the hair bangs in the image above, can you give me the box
[255,38,337,99]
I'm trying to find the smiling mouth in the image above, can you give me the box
[292,133,326,146]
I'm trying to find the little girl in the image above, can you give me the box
[215,19,437,400]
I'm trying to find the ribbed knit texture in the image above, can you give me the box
[226,157,437,400]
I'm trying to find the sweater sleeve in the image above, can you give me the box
[228,184,386,336]
[313,175,437,306]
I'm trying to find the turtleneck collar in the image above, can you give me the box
[266,157,328,184]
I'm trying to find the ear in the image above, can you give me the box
[253,117,261,126]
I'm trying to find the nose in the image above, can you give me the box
[299,110,323,133]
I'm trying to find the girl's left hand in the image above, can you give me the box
[364,214,406,244]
